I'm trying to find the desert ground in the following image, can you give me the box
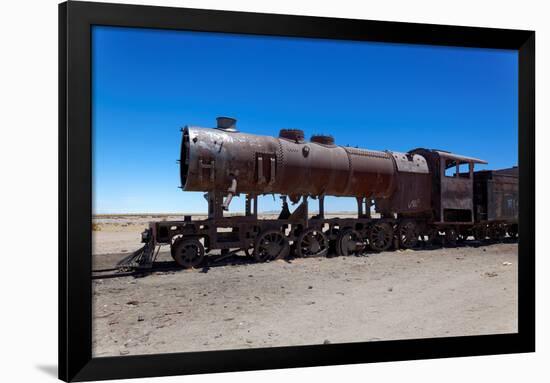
[91,214,518,357]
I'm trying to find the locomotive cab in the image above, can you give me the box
[410,149,487,225]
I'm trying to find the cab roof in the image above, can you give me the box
[433,150,488,165]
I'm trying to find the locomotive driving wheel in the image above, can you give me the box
[171,237,183,257]
[444,228,458,247]
[297,228,328,257]
[243,247,253,257]
[254,230,290,262]
[171,238,205,269]
[336,229,363,257]
[421,227,438,246]
[473,225,487,241]
[488,224,506,241]
[397,220,418,249]
[507,224,518,239]
[457,230,470,242]
[369,222,393,252]
[327,227,340,256]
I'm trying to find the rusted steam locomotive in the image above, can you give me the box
[124,117,518,269]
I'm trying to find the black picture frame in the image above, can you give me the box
[59,1,535,381]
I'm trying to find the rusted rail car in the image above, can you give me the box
[121,117,518,269]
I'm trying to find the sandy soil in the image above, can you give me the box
[91,215,518,357]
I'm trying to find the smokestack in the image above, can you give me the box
[216,116,237,132]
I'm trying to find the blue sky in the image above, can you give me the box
[92,26,518,214]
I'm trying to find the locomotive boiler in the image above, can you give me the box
[120,117,518,270]
[181,117,430,215]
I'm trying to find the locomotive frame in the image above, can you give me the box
[59,1,535,382]
[126,121,519,270]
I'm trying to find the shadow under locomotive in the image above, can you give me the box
[115,117,519,273]
[93,236,518,280]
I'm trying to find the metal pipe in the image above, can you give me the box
[222,178,237,210]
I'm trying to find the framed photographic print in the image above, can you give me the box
[59,1,535,381]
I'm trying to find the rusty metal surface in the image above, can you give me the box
[179,118,499,227]
[377,172,431,215]
[376,151,431,215]
[439,156,474,222]
[390,151,429,174]
[113,118,520,271]
[409,148,486,223]
[441,177,473,210]
[474,168,518,222]
[179,119,510,223]
[310,134,335,145]
[181,121,400,199]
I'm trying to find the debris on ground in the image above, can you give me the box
[92,237,518,356]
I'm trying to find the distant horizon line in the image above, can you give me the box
[92,210,359,217]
